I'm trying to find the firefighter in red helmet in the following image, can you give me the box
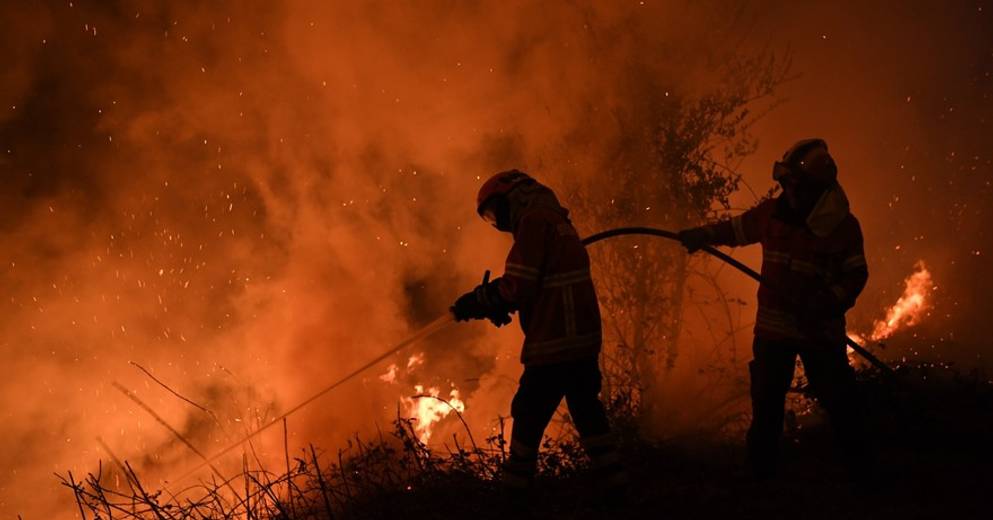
[451,169,625,493]
[678,139,870,479]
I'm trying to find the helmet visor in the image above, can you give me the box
[772,160,793,182]
[481,206,499,228]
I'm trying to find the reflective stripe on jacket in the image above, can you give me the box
[498,207,602,365]
[704,197,868,343]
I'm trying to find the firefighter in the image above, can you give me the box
[451,170,625,493]
[677,139,870,479]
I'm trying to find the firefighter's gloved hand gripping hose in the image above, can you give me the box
[172,225,891,483]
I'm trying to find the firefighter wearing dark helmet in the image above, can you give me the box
[451,170,625,494]
[678,139,870,479]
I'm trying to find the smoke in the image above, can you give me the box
[0,1,989,516]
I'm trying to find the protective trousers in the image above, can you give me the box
[747,337,869,478]
[502,358,624,488]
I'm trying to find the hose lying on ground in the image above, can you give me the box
[170,225,892,482]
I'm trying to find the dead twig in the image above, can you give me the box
[111,381,242,504]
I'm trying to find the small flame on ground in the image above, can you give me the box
[406,352,425,369]
[379,352,426,384]
[869,261,933,342]
[402,385,465,443]
[847,261,933,357]
[379,363,398,383]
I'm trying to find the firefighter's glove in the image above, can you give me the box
[451,290,488,322]
[486,309,513,328]
[451,277,515,327]
[476,277,515,327]
[678,227,711,253]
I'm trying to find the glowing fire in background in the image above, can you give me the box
[848,261,934,350]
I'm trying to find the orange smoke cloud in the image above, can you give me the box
[0,1,989,518]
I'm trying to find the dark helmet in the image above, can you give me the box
[772,138,837,188]
[476,169,533,214]
[476,169,534,231]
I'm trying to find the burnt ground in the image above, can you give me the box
[339,365,993,520]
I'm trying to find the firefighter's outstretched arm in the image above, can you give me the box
[678,202,770,252]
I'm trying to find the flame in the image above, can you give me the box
[869,261,933,341]
[846,261,932,364]
[401,385,465,443]
[406,352,425,369]
[379,363,398,383]
[380,353,425,383]
[380,351,468,442]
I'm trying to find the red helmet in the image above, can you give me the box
[476,169,533,215]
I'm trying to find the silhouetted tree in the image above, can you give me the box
[569,45,791,424]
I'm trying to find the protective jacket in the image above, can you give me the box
[497,195,602,366]
[700,187,868,344]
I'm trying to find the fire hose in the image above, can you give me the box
[171,225,891,482]
[579,226,893,374]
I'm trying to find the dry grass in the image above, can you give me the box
[60,415,501,519]
[59,362,993,519]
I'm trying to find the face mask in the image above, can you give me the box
[481,206,499,228]
[479,195,512,232]
[772,160,793,183]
